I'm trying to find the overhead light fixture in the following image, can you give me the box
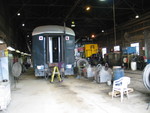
[86,6,91,11]
[71,21,75,27]
[91,34,95,38]
[27,35,29,37]
[26,54,31,56]
[0,39,4,44]
[22,23,25,27]
[72,21,75,24]
[99,0,106,1]
[71,24,76,27]
[135,15,139,19]
[71,24,75,27]
[7,46,15,51]
[102,30,104,32]
[21,52,24,55]
[17,13,20,16]
[16,50,21,53]
[23,53,31,56]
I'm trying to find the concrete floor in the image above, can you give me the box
[1,68,150,113]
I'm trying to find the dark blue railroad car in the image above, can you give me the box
[32,25,75,77]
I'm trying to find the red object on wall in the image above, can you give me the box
[77,47,84,52]
[13,57,18,63]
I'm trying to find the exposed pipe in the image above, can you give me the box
[96,19,150,38]
[64,0,82,22]
[121,12,150,28]
[122,0,139,16]
[113,0,117,46]
[128,26,150,34]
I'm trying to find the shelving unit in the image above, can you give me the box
[0,44,11,110]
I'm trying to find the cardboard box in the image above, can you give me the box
[0,44,7,50]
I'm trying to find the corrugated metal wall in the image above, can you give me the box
[97,12,150,56]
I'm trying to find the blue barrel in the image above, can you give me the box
[113,66,124,80]
[147,59,150,64]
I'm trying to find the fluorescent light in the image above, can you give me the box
[23,53,31,56]
[99,0,106,1]
[24,53,31,56]
[7,46,15,51]
[16,50,21,53]
[71,24,75,27]
[21,52,24,54]
[0,40,4,44]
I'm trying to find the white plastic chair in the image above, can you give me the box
[112,76,130,102]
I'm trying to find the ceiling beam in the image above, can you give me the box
[8,4,142,10]
[64,0,82,22]
[16,17,113,20]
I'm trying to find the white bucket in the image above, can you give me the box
[131,62,137,71]
[107,81,111,86]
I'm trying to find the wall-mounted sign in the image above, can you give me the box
[39,36,43,40]
[65,36,69,40]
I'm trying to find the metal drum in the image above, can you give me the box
[113,66,124,80]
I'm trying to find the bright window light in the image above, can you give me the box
[114,45,120,51]
[131,42,139,55]
[102,47,107,58]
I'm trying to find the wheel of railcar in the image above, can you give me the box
[143,64,150,91]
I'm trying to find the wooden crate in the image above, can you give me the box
[108,88,134,97]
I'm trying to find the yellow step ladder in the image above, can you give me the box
[50,66,62,83]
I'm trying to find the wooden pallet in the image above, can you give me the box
[108,88,134,97]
